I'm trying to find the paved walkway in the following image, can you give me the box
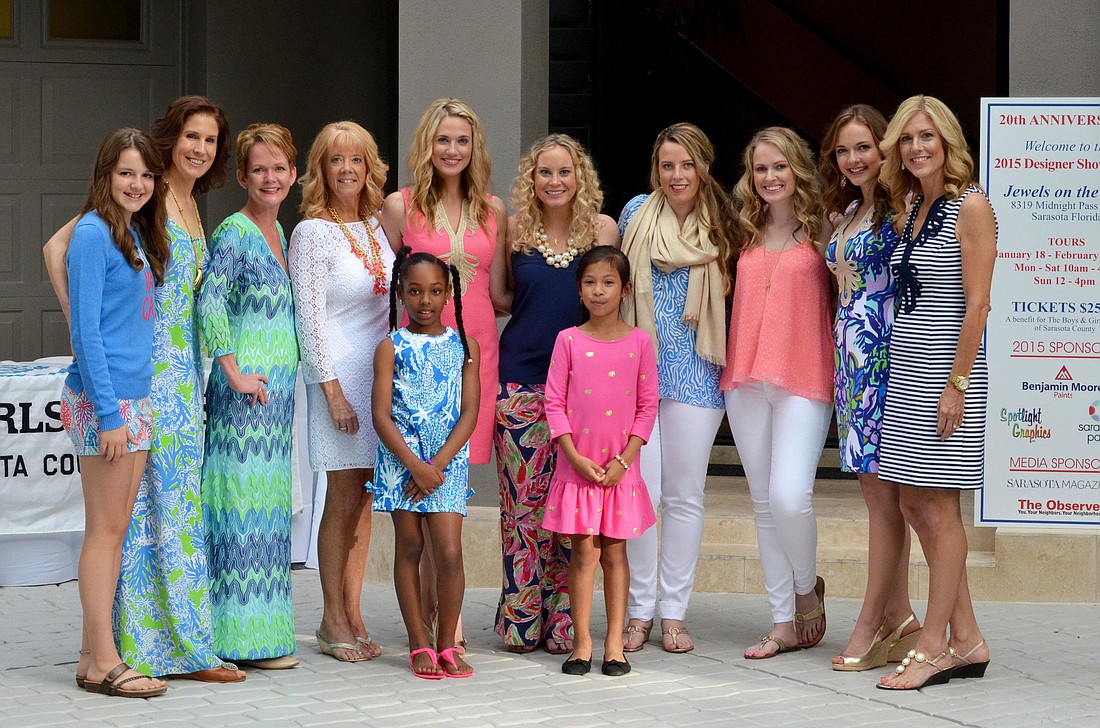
[1,571,1097,727]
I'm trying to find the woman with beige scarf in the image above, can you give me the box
[618,123,738,653]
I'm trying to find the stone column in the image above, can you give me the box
[396,0,549,196]
[1010,0,1100,95]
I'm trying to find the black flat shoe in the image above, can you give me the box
[562,657,591,675]
[601,658,631,676]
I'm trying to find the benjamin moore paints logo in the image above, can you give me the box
[1022,366,1100,398]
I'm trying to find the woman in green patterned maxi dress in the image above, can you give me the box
[113,97,244,682]
[198,124,300,665]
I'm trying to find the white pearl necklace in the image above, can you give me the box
[535,224,584,268]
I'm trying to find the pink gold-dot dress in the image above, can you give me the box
[541,327,659,540]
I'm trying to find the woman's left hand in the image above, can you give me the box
[937,385,965,440]
[229,372,270,406]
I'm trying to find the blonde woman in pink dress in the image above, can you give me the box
[382,98,508,648]
[382,98,508,465]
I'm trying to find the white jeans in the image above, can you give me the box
[627,399,726,621]
[724,382,832,623]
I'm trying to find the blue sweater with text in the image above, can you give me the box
[65,211,155,432]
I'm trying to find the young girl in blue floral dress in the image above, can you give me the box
[370,246,481,679]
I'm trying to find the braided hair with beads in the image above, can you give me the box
[388,245,472,363]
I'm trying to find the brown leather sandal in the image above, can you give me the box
[84,663,167,698]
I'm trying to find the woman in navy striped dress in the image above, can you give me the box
[876,95,996,690]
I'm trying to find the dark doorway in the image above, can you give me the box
[551,0,1007,219]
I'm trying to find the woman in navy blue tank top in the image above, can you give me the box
[493,135,620,653]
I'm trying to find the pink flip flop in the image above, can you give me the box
[438,647,473,678]
[409,647,444,680]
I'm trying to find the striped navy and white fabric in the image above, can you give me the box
[878,186,989,489]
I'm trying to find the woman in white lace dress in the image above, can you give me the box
[289,121,395,662]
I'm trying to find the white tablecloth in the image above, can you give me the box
[0,359,322,585]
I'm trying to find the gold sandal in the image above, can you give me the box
[833,620,889,671]
[877,647,953,690]
[794,576,826,648]
[623,619,653,653]
[662,626,694,653]
[745,634,800,660]
[886,614,922,662]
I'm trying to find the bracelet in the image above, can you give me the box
[613,453,630,471]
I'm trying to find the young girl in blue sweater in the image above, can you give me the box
[62,128,170,698]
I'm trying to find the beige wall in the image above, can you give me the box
[1011,0,1100,95]
[395,0,549,199]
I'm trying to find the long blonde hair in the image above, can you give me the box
[734,126,821,250]
[298,121,388,220]
[510,134,603,253]
[406,98,492,228]
[880,95,975,219]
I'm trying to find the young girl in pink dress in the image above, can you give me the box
[542,246,659,677]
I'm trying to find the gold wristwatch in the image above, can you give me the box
[948,374,970,393]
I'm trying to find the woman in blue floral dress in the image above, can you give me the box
[820,104,920,672]
[114,97,245,681]
[44,97,244,684]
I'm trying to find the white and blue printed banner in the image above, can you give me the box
[980,97,1100,527]
[0,361,84,535]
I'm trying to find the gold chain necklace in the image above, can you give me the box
[762,223,798,292]
[328,206,387,295]
[167,184,206,289]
